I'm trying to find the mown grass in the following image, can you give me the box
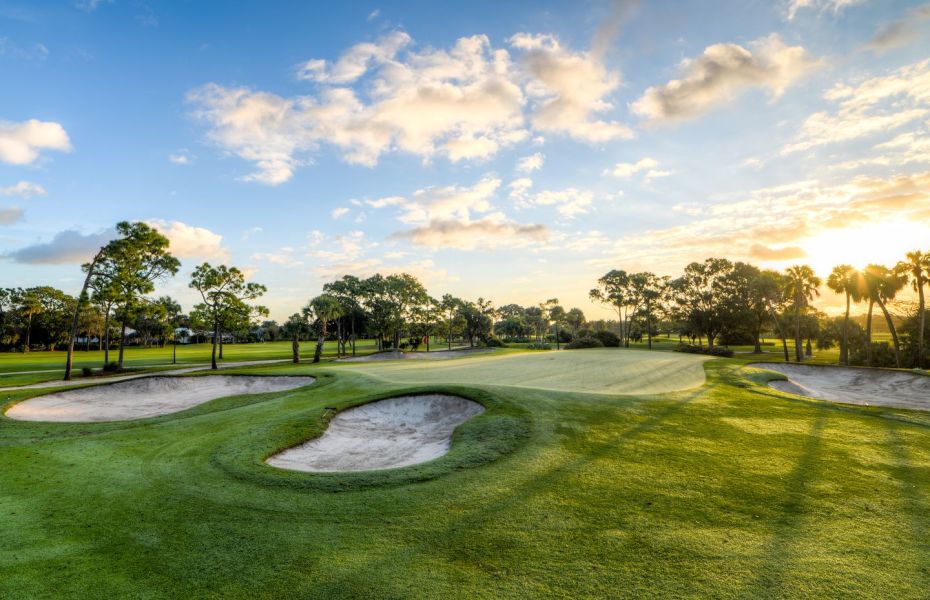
[3,352,930,597]
[0,340,382,386]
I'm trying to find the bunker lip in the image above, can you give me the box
[266,393,485,472]
[749,362,930,411]
[5,375,316,423]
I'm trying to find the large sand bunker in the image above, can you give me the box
[751,363,930,411]
[267,394,484,472]
[5,375,315,422]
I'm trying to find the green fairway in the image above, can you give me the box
[0,340,381,386]
[342,348,709,395]
[4,352,930,597]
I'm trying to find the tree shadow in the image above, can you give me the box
[740,408,827,594]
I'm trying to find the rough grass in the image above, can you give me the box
[3,355,930,597]
[339,348,709,395]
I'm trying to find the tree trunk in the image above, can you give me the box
[805,337,813,357]
[866,299,874,366]
[753,315,763,354]
[351,316,356,356]
[173,339,177,365]
[219,334,224,360]
[117,320,127,369]
[292,334,300,364]
[794,295,803,363]
[646,304,653,350]
[768,303,790,363]
[103,311,110,365]
[840,292,850,365]
[918,279,926,369]
[313,324,326,363]
[24,313,32,353]
[876,297,901,368]
[211,318,219,370]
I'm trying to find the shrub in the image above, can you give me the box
[674,343,734,358]
[483,338,507,348]
[593,330,620,347]
[565,337,604,349]
[102,362,120,372]
[527,342,551,350]
[81,367,94,377]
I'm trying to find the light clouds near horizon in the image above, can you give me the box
[1,0,929,318]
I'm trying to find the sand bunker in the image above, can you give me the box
[267,394,484,472]
[5,375,315,422]
[751,363,930,411]
[339,348,495,362]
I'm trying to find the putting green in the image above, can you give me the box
[340,348,709,395]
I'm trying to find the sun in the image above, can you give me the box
[801,220,930,277]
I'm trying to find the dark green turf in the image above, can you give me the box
[2,358,930,598]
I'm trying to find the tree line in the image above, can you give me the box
[588,250,930,369]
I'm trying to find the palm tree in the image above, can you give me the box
[896,251,929,369]
[307,294,343,363]
[784,265,821,363]
[826,265,861,365]
[19,288,44,353]
[864,264,907,368]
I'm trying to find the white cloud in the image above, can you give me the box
[508,177,533,199]
[396,176,500,225]
[252,247,303,266]
[516,152,544,172]
[391,213,549,250]
[631,34,820,123]
[331,207,349,219]
[0,181,46,198]
[307,229,374,261]
[168,151,193,165]
[782,59,930,154]
[785,0,864,20]
[189,29,638,184]
[191,32,528,183]
[510,33,633,142]
[75,0,113,11]
[146,219,229,261]
[0,119,72,165]
[4,228,115,264]
[604,157,659,178]
[522,188,594,217]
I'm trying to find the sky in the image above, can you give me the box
[1,0,929,320]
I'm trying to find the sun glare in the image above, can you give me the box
[801,220,930,277]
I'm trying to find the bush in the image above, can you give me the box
[527,342,551,350]
[849,341,897,368]
[565,337,604,349]
[674,343,734,358]
[483,338,507,348]
[81,367,94,377]
[592,330,620,347]
[102,362,120,372]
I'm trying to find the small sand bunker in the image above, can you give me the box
[339,348,495,362]
[267,394,485,472]
[751,363,930,411]
[5,375,315,422]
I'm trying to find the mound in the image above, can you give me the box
[339,348,495,362]
[344,348,708,396]
[5,375,315,422]
[751,363,930,411]
[266,394,484,472]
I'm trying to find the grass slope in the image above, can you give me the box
[340,348,709,395]
[2,352,930,597]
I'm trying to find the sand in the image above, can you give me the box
[5,375,315,422]
[267,394,485,472]
[339,348,495,362]
[0,359,290,391]
[751,363,930,411]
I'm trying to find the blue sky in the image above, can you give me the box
[2,0,929,318]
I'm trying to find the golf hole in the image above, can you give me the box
[267,394,485,472]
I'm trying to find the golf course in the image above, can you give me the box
[4,344,930,598]
[5,1,930,597]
